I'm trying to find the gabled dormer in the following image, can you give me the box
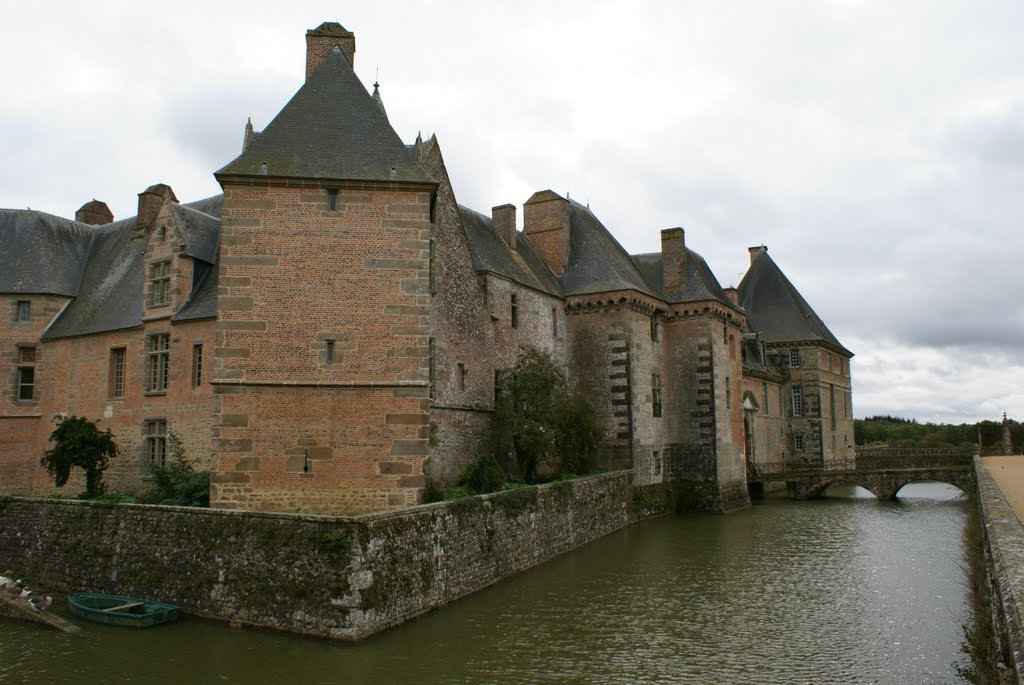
[138,183,184,317]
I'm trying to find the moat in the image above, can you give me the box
[0,483,969,684]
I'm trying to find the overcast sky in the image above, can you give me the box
[2,1,1022,424]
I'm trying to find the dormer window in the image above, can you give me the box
[148,260,172,307]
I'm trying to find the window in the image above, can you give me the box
[789,348,801,368]
[653,451,662,478]
[146,419,168,466]
[18,367,34,400]
[494,370,503,404]
[428,338,435,399]
[510,293,518,328]
[109,347,126,399]
[791,386,803,416]
[794,434,805,451]
[650,315,660,342]
[762,383,768,415]
[458,363,467,391]
[830,385,836,430]
[325,340,335,364]
[652,373,662,418]
[148,260,172,307]
[17,300,30,323]
[725,376,731,409]
[327,188,338,211]
[192,344,203,388]
[552,308,558,338]
[16,347,36,401]
[145,334,170,392]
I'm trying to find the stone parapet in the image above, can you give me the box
[0,471,673,641]
[976,456,1024,682]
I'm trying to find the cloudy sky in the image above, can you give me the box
[2,1,1022,424]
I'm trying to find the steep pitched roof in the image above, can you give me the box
[216,48,434,184]
[0,210,94,295]
[459,206,561,296]
[172,203,220,264]
[631,249,737,309]
[562,203,659,298]
[738,248,852,355]
[42,217,144,339]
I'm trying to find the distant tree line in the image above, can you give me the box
[855,415,1022,450]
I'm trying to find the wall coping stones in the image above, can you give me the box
[975,456,1024,681]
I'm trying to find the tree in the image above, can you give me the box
[494,348,603,482]
[40,415,117,498]
[144,432,210,507]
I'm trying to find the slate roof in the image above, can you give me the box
[562,203,659,298]
[737,248,852,355]
[216,47,434,184]
[459,206,561,296]
[0,210,94,295]
[42,217,144,339]
[172,260,218,322]
[184,194,223,219]
[172,203,220,263]
[631,249,737,309]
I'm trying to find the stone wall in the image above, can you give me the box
[974,457,1024,681]
[0,470,673,641]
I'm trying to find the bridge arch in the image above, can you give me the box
[799,479,879,500]
[881,478,969,502]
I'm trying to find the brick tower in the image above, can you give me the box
[210,24,437,513]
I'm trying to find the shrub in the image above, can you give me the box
[40,415,117,498]
[461,453,506,494]
[493,348,603,482]
[144,433,210,507]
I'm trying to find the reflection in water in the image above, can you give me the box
[0,484,968,684]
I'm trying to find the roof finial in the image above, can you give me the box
[371,73,388,118]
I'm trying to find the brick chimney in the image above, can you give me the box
[661,228,685,292]
[137,183,178,230]
[748,245,767,265]
[723,287,739,306]
[75,200,113,226]
[306,22,355,78]
[523,190,570,276]
[492,204,517,250]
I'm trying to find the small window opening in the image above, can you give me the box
[326,339,335,364]
[794,434,805,451]
[17,301,31,322]
[494,370,503,404]
[327,189,338,211]
[791,386,803,416]
[652,373,662,418]
[552,308,558,338]
[109,347,126,399]
[650,315,660,342]
[510,294,518,328]
[192,343,203,387]
[789,348,801,368]
[458,363,467,391]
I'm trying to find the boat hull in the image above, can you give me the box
[67,593,178,628]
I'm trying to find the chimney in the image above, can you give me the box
[137,183,178,230]
[523,190,570,276]
[723,287,739,306]
[75,200,113,226]
[306,22,355,78]
[492,204,517,250]
[661,228,685,293]
[748,244,767,265]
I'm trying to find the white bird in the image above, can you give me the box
[5,580,24,596]
[29,595,51,612]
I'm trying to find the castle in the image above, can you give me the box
[0,23,854,514]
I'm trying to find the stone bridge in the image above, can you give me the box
[747,447,976,501]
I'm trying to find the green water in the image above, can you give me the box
[0,483,969,684]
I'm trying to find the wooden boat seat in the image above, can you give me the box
[102,602,145,612]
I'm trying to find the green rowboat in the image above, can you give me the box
[67,593,178,628]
